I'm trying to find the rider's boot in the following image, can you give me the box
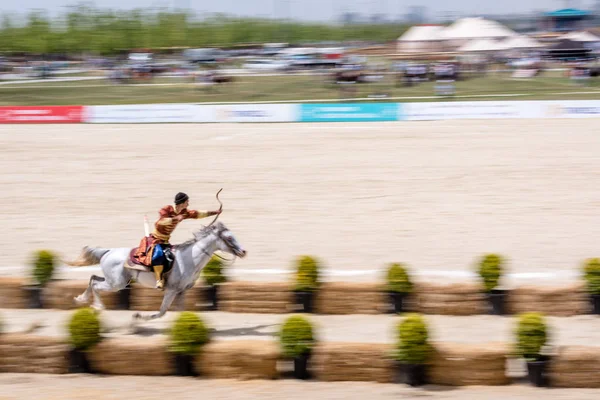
[154,265,165,290]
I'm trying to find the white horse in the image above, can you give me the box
[65,221,246,321]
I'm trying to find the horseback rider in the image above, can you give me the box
[132,192,221,289]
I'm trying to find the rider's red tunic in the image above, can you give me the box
[132,205,211,266]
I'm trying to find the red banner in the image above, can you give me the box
[0,106,84,123]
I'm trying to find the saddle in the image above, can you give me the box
[125,248,152,272]
[125,247,175,278]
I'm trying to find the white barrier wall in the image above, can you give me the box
[401,101,545,121]
[203,104,298,123]
[85,103,201,123]
[540,100,600,119]
[17,100,600,125]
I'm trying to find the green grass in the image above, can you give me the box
[1,71,599,106]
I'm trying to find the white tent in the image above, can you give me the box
[396,25,445,52]
[563,31,600,42]
[458,38,505,52]
[502,35,545,49]
[442,17,517,41]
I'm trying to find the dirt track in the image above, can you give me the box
[2,373,600,400]
[2,309,600,348]
[1,120,600,284]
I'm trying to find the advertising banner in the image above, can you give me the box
[0,106,84,123]
[299,103,399,122]
[204,104,297,123]
[402,101,542,121]
[85,103,198,123]
[542,100,600,118]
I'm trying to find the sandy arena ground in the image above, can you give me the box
[2,373,600,400]
[2,120,600,398]
[2,309,600,348]
[1,120,600,285]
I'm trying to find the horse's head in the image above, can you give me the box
[196,221,247,258]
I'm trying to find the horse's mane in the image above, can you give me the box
[173,225,215,251]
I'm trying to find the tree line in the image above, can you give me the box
[0,4,410,55]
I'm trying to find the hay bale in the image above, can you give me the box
[512,283,585,296]
[551,373,600,388]
[317,282,385,293]
[508,301,589,316]
[549,346,600,379]
[428,342,509,386]
[419,302,486,316]
[311,342,394,383]
[44,280,120,310]
[219,300,291,313]
[195,340,279,380]
[221,291,292,302]
[0,277,29,308]
[419,293,486,303]
[414,282,483,295]
[507,284,589,316]
[0,334,69,374]
[88,337,173,375]
[315,283,387,314]
[220,282,293,294]
[409,282,487,315]
[217,282,293,313]
[130,284,203,311]
[553,346,600,362]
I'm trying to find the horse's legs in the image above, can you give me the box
[173,291,186,311]
[133,288,177,321]
[90,277,114,311]
[74,275,104,305]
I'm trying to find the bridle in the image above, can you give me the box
[196,227,237,263]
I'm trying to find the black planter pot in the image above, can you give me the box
[591,294,600,315]
[294,291,314,313]
[526,356,549,387]
[116,285,131,310]
[68,348,93,374]
[388,292,406,314]
[486,289,507,316]
[173,354,197,376]
[206,285,219,311]
[293,352,311,380]
[24,285,44,309]
[404,363,427,387]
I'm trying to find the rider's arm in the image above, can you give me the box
[188,209,220,219]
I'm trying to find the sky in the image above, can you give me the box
[1,0,597,23]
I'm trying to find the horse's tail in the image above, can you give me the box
[64,246,110,267]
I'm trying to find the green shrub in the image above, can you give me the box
[294,255,320,292]
[583,258,600,295]
[32,250,56,286]
[169,312,210,355]
[386,263,413,294]
[395,313,433,364]
[68,308,101,350]
[201,256,227,286]
[515,312,548,361]
[279,315,315,358]
[477,253,504,292]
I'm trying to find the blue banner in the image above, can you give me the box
[299,103,401,122]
